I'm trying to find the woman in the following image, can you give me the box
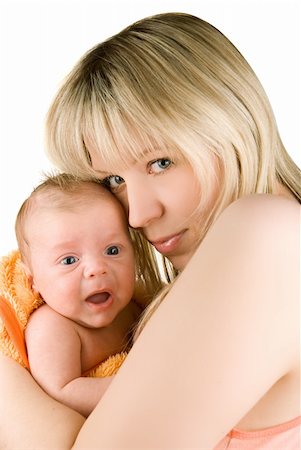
[0,12,300,449]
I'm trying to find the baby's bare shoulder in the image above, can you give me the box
[25,303,76,340]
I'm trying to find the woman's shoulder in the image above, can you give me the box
[189,192,299,372]
[222,193,299,226]
[212,193,299,250]
[195,193,299,312]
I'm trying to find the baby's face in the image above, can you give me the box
[25,195,135,328]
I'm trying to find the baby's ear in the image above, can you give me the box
[20,262,36,292]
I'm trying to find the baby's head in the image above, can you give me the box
[15,173,136,328]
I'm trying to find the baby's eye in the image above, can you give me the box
[103,175,125,190]
[61,256,78,265]
[149,158,172,174]
[106,246,120,256]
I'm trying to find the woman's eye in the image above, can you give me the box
[103,175,125,190]
[106,246,120,256]
[61,256,78,265]
[149,158,172,174]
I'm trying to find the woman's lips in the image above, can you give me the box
[150,231,185,255]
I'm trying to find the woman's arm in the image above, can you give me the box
[0,354,85,450]
[73,195,299,449]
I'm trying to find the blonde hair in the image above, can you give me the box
[45,13,300,335]
[15,173,163,304]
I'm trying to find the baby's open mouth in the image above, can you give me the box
[85,292,110,304]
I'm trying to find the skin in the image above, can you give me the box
[72,193,300,449]
[0,354,85,450]
[94,149,220,271]
[25,195,135,328]
[0,149,299,448]
[23,192,139,416]
[71,146,299,443]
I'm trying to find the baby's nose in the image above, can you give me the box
[83,257,107,278]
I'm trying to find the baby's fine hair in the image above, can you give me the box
[15,173,164,301]
[15,173,113,261]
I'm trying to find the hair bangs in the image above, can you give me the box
[81,88,184,173]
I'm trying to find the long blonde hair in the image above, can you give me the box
[45,12,300,335]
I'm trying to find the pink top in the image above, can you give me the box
[214,416,301,450]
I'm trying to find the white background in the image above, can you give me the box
[0,0,300,256]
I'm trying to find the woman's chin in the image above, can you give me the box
[168,253,190,272]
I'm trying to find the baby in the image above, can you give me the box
[15,173,142,416]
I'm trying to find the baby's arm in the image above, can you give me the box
[25,304,113,417]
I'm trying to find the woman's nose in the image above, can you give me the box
[83,257,107,279]
[126,182,163,230]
